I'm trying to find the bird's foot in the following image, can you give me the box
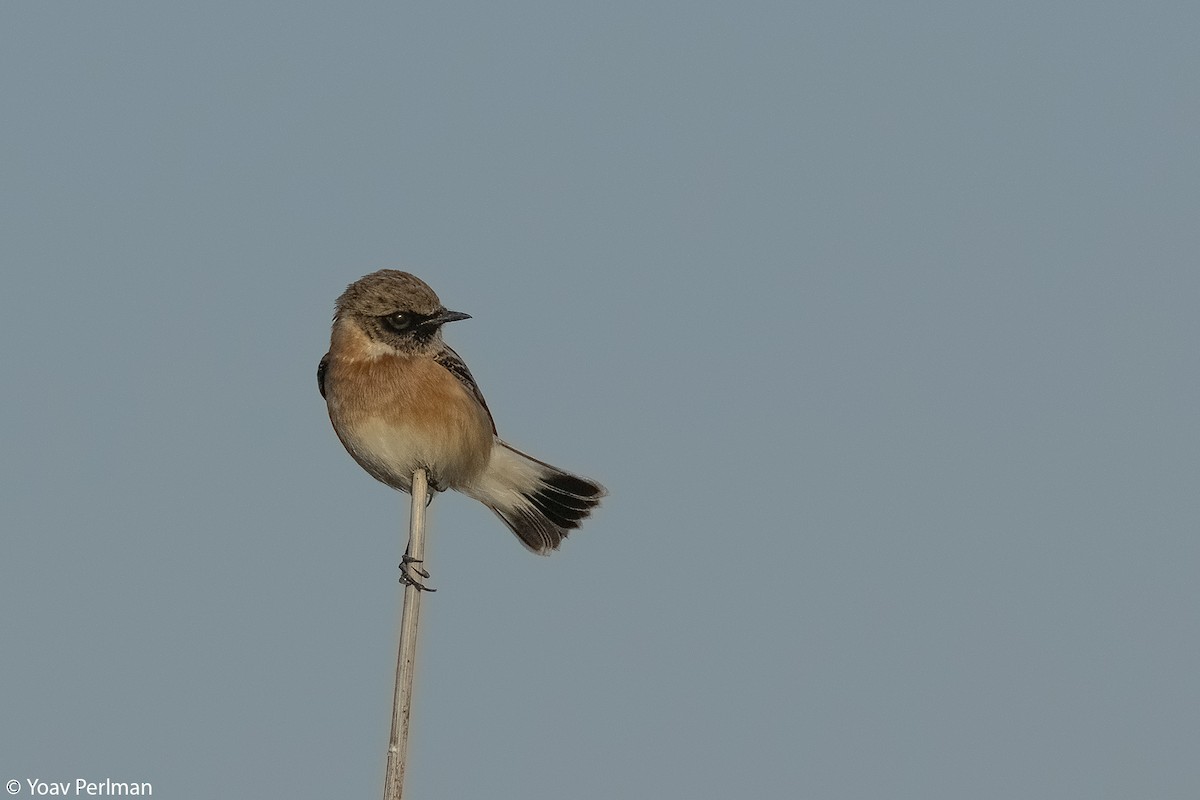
[399,554,436,592]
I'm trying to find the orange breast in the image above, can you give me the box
[324,352,494,491]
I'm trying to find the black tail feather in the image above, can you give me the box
[492,471,606,554]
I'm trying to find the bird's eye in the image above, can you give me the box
[382,312,413,332]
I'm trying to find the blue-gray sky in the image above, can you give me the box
[3,3,1198,798]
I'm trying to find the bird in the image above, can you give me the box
[318,270,606,561]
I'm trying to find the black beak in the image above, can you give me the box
[425,308,471,327]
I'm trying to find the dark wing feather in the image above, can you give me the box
[317,353,330,398]
[433,345,496,434]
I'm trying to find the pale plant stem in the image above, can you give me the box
[383,468,429,800]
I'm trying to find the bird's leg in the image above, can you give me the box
[423,476,441,506]
[400,478,436,589]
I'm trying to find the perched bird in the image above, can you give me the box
[319,270,606,556]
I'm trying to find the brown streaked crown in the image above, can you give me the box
[334,270,444,319]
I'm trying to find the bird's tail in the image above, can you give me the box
[461,441,607,554]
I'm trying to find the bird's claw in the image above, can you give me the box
[399,554,435,591]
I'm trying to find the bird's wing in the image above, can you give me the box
[317,353,330,398]
[433,344,497,434]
